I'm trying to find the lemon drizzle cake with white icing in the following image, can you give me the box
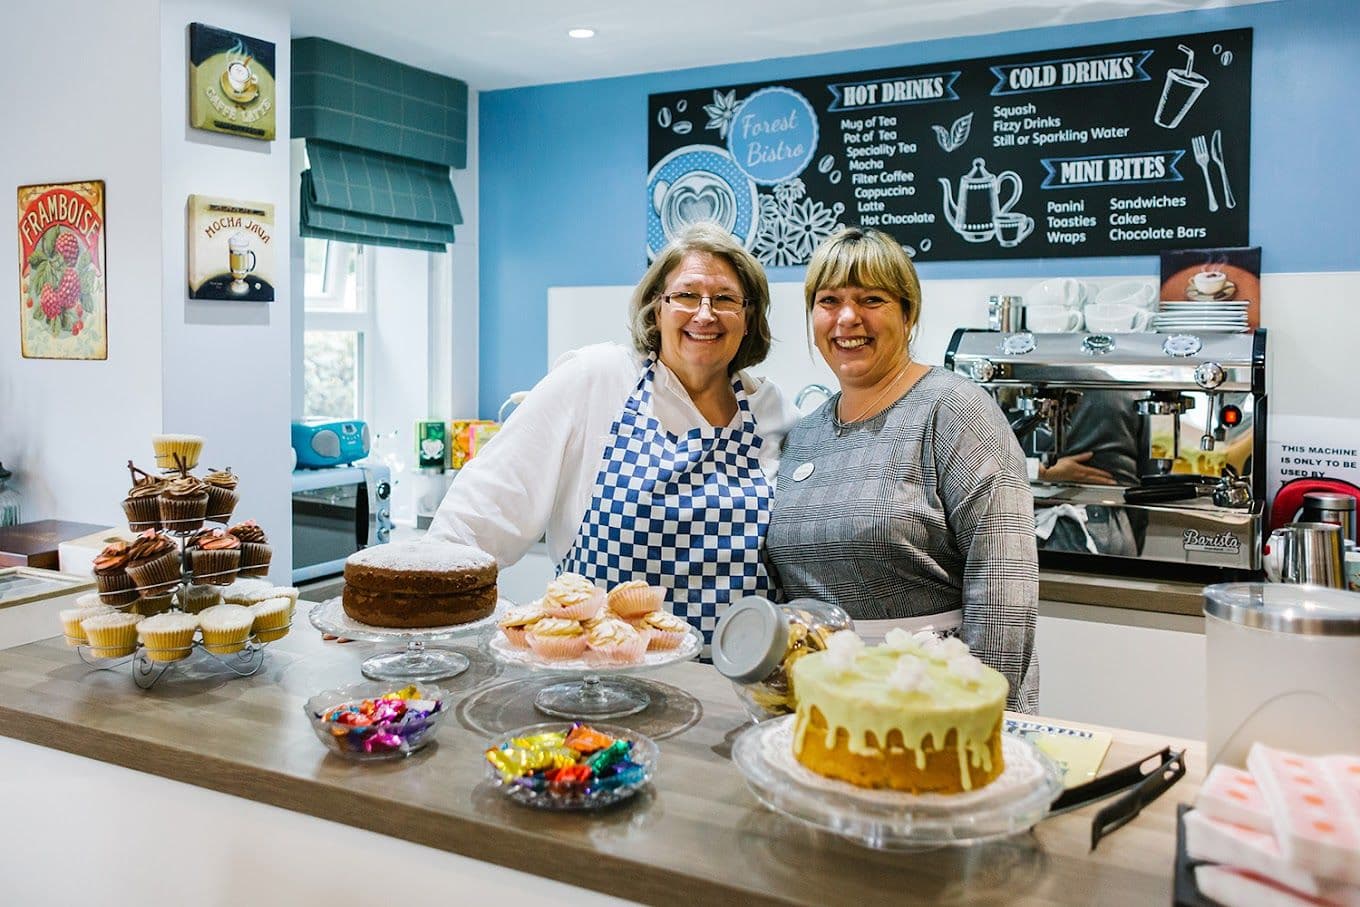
[789,630,1008,793]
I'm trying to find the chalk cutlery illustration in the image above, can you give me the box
[1191,134,1219,213]
[1210,128,1235,209]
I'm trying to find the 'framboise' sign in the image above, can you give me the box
[17,180,107,360]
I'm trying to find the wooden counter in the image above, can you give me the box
[1040,567,1206,617]
[0,612,1202,906]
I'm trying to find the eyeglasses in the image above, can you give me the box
[661,292,748,316]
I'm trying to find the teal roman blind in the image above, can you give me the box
[292,38,467,252]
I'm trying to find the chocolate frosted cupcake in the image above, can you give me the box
[189,527,241,586]
[122,476,164,532]
[159,476,209,532]
[92,541,139,606]
[228,520,271,577]
[124,530,181,597]
[204,468,240,523]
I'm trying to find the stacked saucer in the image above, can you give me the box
[1154,301,1249,334]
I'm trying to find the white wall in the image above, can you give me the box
[160,0,293,581]
[0,0,165,526]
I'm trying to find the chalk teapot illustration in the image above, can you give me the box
[940,157,1023,243]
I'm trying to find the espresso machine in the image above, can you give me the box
[945,328,1267,581]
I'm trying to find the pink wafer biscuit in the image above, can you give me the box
[1184,808,1323,897]
[1322,756,1360,830]
[1249,744,1360,886]
[1195,866,1334,907]
[1198,764,1275,832]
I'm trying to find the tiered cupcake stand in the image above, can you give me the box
[486,626,703,719]
[74,526,290,690]
[309,596,505,682]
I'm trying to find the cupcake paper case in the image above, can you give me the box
[92,541,139,606]
[189,528,241,585]
[228,521,272,577]
[152,434,204,471]
[159,476,209,532]
[137,613,199,663]
[80,612,141,659]
[248,597,291,643]
[197,604,254,655]
[124,530,181,596]
[203,468,240,523]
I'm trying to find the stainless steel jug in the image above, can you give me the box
[1269,522,1345,587]
[1301,492,1358,544]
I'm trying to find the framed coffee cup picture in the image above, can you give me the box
[188,22,276,141]
[17,180,108,360]
[187,195,275,301]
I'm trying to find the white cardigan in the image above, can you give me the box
[427,343,799,567]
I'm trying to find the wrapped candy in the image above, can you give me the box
[565,723,615,753]
[316,691,442,756]
[490,723,650,803]
[585,739,632,774]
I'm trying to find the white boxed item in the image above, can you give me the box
[58,527,134,578]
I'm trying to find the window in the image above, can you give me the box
[303,239,374,419]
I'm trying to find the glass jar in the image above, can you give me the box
[711,595,852,722]
[0,463,19,527]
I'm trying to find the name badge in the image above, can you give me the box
[792,462,815,482]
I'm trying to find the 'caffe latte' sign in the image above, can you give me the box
[647,28,1251,264]
[187,195,275,301]
[189,22,276,141]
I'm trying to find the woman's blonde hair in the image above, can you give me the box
[803,226,922,332]
[628,222,772,374]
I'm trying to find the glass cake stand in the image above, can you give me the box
[486,627,702,719]
[732,715,1064,850]
[310,597,506,682]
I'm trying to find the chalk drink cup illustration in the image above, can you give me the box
[994,212,1034,248]
[1154,45,1209,129]
[228,232,256,294]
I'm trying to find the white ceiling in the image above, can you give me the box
[288,0,1275,91]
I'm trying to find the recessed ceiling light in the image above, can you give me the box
[568,27,595,39]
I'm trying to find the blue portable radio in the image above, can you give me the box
[291,420,371,468]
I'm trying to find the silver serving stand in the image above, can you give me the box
[309,596,505,682]
[486,626,702,719]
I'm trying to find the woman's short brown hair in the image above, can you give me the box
[629,222,772,374]
[803,226,922,332]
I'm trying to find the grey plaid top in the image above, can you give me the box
[766,368,1040,712]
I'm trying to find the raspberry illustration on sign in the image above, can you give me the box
[17,180,107,360]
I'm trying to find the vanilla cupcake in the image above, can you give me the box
[221,577,274,604]
[525,616,588,660]
[80,612,141,659]
[248,597,291,643]
[178,583,222,614]
[497,604,545,648]
[227,521,271,577]
[60,605,113,645]
[203,468,240,523]
[122,477,163,532]
[159,475,209,532]
[152,433,204,471]
[606,580,666,619]
[585,618,648,666]
[641,610,692,651]
[137,613,199,663]
[74,592,110,612]
[124,530,181,596]
[541,573,605,621]
[188,527,241,585]
[92,541,139,606]
[197,604,254,655]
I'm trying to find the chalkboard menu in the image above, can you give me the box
[647,29,1251,264]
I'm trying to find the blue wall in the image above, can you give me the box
[479,0,1358,416]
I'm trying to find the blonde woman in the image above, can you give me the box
[765,227,1039,711]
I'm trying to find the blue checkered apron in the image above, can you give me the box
[559,358,773,657]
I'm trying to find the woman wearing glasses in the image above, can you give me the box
[429,222,796,651]
[764,227,1039,711]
